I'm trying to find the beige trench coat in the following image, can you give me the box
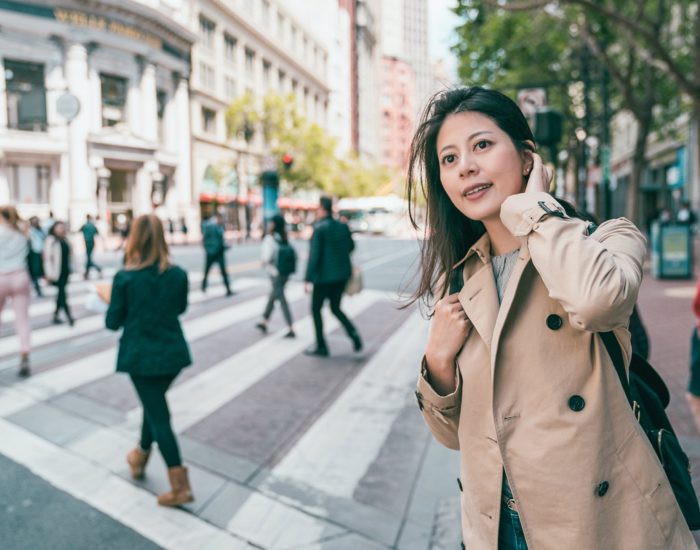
[415,192,696,549]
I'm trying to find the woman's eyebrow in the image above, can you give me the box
[439,130,495,154]
[467,130,494,141]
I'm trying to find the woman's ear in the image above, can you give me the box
[521,140,536,175]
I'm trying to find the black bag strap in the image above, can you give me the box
[600,331,633,407]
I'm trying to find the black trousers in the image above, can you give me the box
[202,250,230,292]
[84,242,101,277]
[311,281,357,350]
[54,278,72,321]
[129,373,182,468]
[28,251,43,295]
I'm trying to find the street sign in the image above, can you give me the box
[57,92,80,122]
[517,88,546,117]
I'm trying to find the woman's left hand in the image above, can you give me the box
[524,152,552,194]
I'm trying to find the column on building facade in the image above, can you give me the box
[173,74,195,233]
[134,159,158,216]
[65,42,92,229]
[140,61,158,142]
[128,57,143,137]
[0,58,7,200]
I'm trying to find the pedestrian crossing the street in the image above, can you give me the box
[0,268,461,550]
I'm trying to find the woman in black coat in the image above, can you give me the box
[106,214,193,507]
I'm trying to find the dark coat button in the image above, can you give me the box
[596,481,609,497]
[457,478,463,492]
[461,543,465,550]
[568,395,585,411]
[546,314,563,330]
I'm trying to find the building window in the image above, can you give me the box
[199,15,215,50]
[4,59,47,131]
[262,0,270,24]
[8,164,50,203]
[100,73,128,127]
[108,169,133,203]
[277,13,285,36]
[290,25,297,50]
[202,107,216,134]
[157,89,167,143]
[199,62,215,91]
[245,48,255,77]
[278,69,286,90]
[225,76,236,100]
[224,33,237,63]
[262,60,271,90]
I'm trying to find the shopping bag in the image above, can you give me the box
[345,266,363,296]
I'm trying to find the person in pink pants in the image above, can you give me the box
[0,205,31,377]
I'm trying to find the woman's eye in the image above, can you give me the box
[442,154,456,165]
[474,140,490,150]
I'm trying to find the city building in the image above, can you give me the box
[0,0,196,234]
[609,110,695,226]
[190,0,330,229]
[355,0,382,162]
[403,0,431,115]
[379,56,414,171]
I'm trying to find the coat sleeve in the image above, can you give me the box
[105,272,127,330]
[305,226,322,282]
[415,357,462,450]
[501,192,646,332]
[177,269,189,315]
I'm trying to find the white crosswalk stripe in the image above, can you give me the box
[0,271,456,550]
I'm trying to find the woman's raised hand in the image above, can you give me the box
[425,292,472,375]
[524,152,552,194]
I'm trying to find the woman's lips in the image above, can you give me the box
[462,183,492,201]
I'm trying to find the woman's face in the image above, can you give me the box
[436,111,530,223]
[53,223,66,237]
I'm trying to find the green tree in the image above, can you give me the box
[452,1,590,199]
[492,0,698,218]
[227,91,391,197]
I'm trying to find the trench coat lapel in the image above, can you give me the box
[458,260,499,352]
[489,245,532,376]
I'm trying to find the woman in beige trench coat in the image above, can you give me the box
[406,87,696,549]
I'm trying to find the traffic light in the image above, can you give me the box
[282,153,293,170]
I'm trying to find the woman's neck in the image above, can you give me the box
[482,218,520,256]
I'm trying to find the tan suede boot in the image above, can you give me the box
[126,447,150,480]
[157,466,194,507]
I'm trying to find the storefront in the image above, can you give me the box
[0,0,197,234]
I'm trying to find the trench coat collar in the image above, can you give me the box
[455,233,532,357]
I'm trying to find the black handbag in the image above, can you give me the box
[601,331,700,530]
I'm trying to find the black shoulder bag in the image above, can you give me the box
[601,332,700,530]
[450,266,700,529]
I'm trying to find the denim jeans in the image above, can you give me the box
[498,476,528,550]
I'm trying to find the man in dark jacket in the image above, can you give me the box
[304,196,362,357]
[201,213,233,296]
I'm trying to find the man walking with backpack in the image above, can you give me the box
[256,214,296,337]
[201,213,233,296]
[304,196,362,357]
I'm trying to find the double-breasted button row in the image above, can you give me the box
[457,478,463,492]
[568,395,585,411]
[546,314,563,330]
[596,481,609,497]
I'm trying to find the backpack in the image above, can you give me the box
[449,258,700,531]
[276,241,297,276]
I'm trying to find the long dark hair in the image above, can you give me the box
[406,86,537,307]
[269,214,288,244]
